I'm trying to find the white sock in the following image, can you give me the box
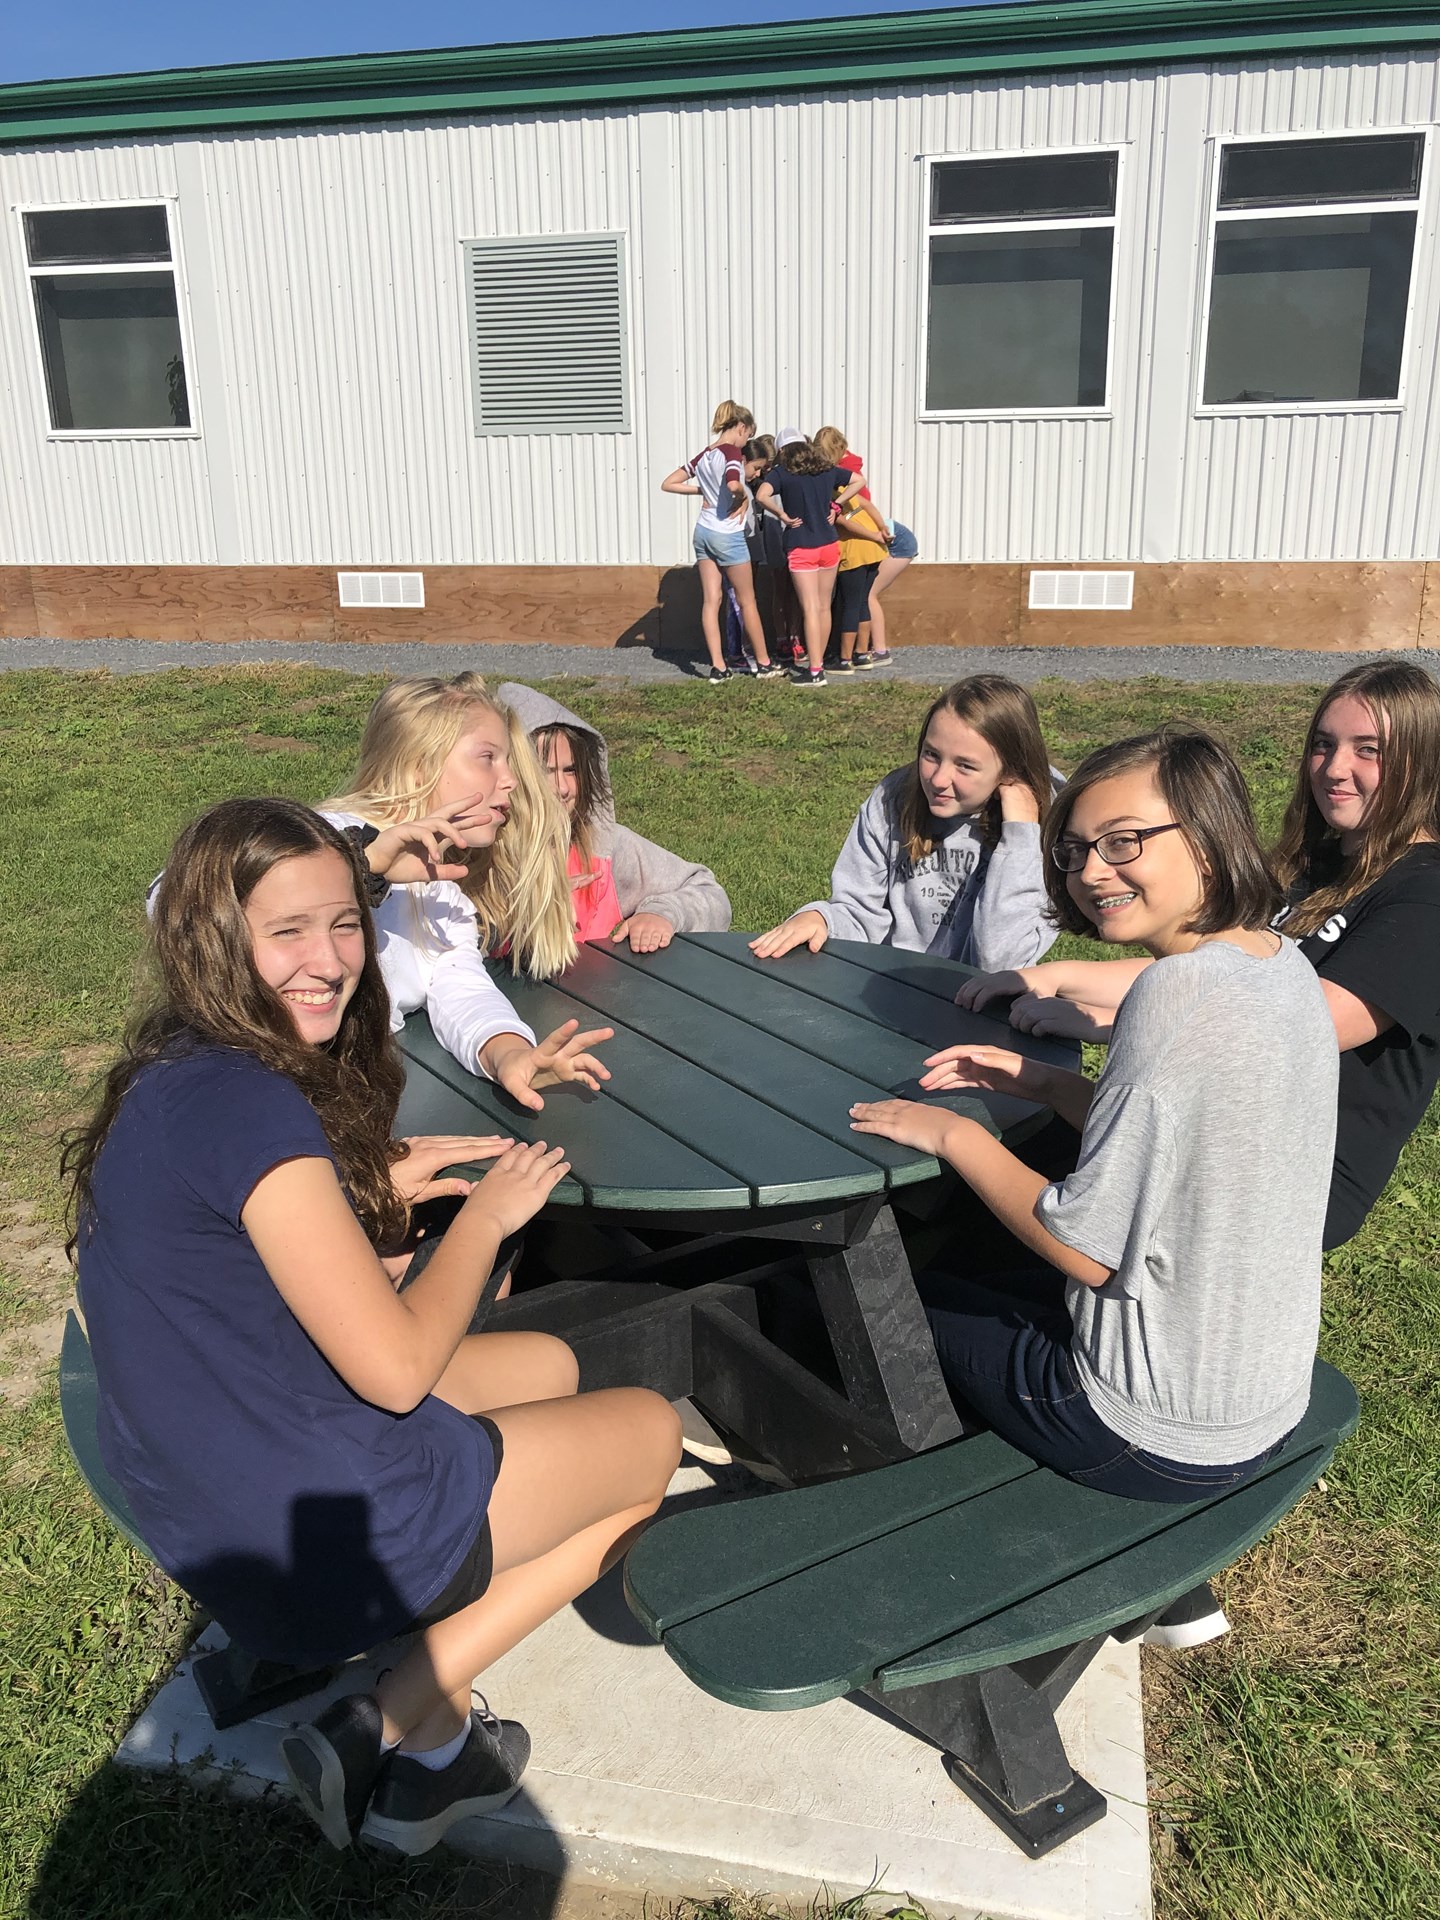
[408,1720,470,1772]
[380,1733,401,1754]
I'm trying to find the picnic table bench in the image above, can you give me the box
[624,1358,1358,1857]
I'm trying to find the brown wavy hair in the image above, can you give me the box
[1042,726,1282,938]
[63,798,408,1255]
[1273,661,1440,936]
[533,722,611,867]
[897,675,1054,865]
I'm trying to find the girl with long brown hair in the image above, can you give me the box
[958,661,1440,1248]
[754,435,866,686]
[752,674,1062,970]
[68,798,681,1856]
[323,671,612,1110]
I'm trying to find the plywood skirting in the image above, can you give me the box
[2,560,1434,651]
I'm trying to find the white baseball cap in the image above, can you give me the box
[774,425,806,447]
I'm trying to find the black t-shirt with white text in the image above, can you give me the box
[1283,844,1440,1246]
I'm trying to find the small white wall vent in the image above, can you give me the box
[338,571,425,609]
[1029,570,1134,611]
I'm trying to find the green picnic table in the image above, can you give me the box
[395,929,1080,1481]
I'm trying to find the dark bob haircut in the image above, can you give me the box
[1041,725,1282,938]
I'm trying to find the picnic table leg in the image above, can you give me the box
[806,1201,965,1456]
[865,1637,1109,1858]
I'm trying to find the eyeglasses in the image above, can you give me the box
[1050,822,1184,874]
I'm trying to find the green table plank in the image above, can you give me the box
[689,931,1081,1078]
[397,1014,748,1213]
[488,963,887,1208]
[394,1047,589,1207]
[603,935,1047,1146]
[506,944,933,1193]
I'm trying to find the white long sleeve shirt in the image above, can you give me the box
[322,812,534,1075]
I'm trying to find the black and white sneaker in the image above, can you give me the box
[705,666,734,685]
[362,1703,531,1856]
[280,1690,385,1849]
[830,657,855,675]
[1142,1582,1231,1649]
[791,668,828,689]
[753,661,786,679]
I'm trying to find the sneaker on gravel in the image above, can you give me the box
[830,657,855,675]
[869,649,895,666]
[281,1690,385,1849]
[362,1705,531,1856]
[753,661,786,679]
[1141,1582,1231,1649]
[705,666,734,684]
[791,669,828,689]
[853,653,876,669]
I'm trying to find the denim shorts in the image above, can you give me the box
[887,521,919,560]
[694,523,751,568]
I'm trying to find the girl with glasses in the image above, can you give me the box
[751,675,1062,971]
[956,663,1440,1250]
[848,726,1337,1504]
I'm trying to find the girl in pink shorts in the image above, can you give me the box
[756,436,863,689]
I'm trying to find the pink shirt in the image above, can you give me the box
[570,843,623,943]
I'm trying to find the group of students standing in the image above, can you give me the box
[663,401,919,686]
[67,655,1439,1856]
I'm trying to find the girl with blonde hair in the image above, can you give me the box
[753,674,1062,968]
[660,400,784,684]
[323,672,612,1108]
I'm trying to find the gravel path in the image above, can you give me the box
[3,636,1438,685]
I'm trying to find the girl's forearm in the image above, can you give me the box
[393,1200,506,1394]
[1032,1064,1096,1132]
[939,1118,1110,1286]
[1027,957,1150,1010]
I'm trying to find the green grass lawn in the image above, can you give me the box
[0,667,1435,1920]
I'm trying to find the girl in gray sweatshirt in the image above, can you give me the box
[752,675,1062,973]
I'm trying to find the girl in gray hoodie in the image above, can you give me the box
[752,675,1062,973]
[499,684,731,952]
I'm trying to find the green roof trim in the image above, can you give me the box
[2,2,1439,147]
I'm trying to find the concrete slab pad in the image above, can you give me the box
[116,1462,1151,1920]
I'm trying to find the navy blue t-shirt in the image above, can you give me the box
[763,465,848,553]
[79,1046,495,1667]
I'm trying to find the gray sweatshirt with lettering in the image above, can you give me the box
[803,766,1064,971]
[497,683,731,931]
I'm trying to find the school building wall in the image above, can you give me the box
[4,43,1440,647]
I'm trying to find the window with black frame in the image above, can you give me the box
[1201,134,1424,407]
[924,150,1119,412]
[23,205,192,433]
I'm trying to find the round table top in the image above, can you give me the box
[394,930,1080,1218]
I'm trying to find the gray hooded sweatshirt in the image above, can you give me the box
[803,766,1064,971]
[498,683,732,932]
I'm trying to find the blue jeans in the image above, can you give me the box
[921,1268,1287,1503]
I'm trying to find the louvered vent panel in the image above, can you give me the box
[1029,570,1134,610]
[467,236,630,436]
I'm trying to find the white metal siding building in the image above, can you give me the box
[4,1,1440,647]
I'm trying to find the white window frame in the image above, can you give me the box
[918,143,1124,422]
[15,196,201,441]
[1194,127,1429,418]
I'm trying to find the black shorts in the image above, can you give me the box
[403,1413,505,1630]
[836,562,880,633]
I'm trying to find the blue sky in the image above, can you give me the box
[2,2,995,86]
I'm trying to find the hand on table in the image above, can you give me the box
[1008,992,1112,1041]
[365,794,493,883]
[848,1097,960,1157]
[390,1133,515,1205]
[493,1020,614,1112]
[749,909,829,959]
[464,1141,571,1238]
[953,968,1028,1012]
[612,912,675,954]
[918,1044,1045,1101]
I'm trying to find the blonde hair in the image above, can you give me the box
[812,425,848,464]
[710,399,755,436]
[327,672,577,979]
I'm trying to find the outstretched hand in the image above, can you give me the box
[494,1020,614,1112]
[749,909,829,960]
[464,1140,571,1238]
[390,1133,515,1205]
[848,1097,960,1156]
[366,794,496,883]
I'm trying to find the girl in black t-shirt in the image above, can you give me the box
[954,662,1440,1248]
[755,438,864,686]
